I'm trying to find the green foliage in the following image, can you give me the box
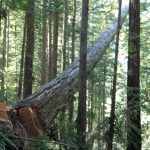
[0,137,5,150]
[0,0,149,149]
[26,135,50,150]
[3,0,27,10]
[47,142,60,150]
[0,129,18,150]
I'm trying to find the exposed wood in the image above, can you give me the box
[13,4,129,129]
[17,107,43,138]
[0,102,43,138]
[0,102,13,129]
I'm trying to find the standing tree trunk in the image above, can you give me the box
[89,78,94,133]
[107,1,122,149]
[127,0,141,149]
[59,0,69,145]
[1,8,7,101]
[68,1,76,137]
[61,0,68,72]
[13,4,129,129]
[77,0,89,149]
[48,0,52,81]
[18,14,27,99]
[71,0,76,63]
[6,8,9,68]
[41,0,48,85]
[102,55,107,149]
[23,0,35,98]
[0,1,2,35]
[50,0,59,80]
[68,0,76,132]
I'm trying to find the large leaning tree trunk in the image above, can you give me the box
[13,2,129,129]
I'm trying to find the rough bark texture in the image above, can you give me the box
[1,12,7,101]
[50,1,59,80]
[48,0,52,81]
[71,0,76,63]
[18,14,27,99]
[77,0,89,149]
[22,0,35,98]
[68,0,76,136]
[0,1,2,35]
[127,0,141,149]
[41,0,48,85]
[13,4,129,129]
[61,0,68,72]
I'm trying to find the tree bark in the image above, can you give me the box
[0,1,2,35]
[77,0,89,149]
[71,0,76,63]
[107,1,122,149]
[127,0,141,149]
[61,0,68,72]
[68,0,76,143]
[50,0,59,80]
[59,0,68,143]
[18,14,27,99]
[13,4,129,129]
[48,0,52,81]
[22,0,35,98]
[1,5,7,101]
[41,0,48,85]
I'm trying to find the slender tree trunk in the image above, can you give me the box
[98,84,101,149]
[41,0,48,85]
[0,1,2,35]
[89,78,94,133]
[50,0,59,80]
[107,1,122,150]
[18,14,27,99]
[61,0,68,72]
[68,0,76,138]
[6,9,9,68]
[13,4,129,129]
[59,0,69,145]
[77,0,89,149]
[23,0,35,98]
[102,55,107,149]
[127,0,141,149]
[71,0,76,63]
[48,0,52,81]
[87,78,94,149]
[1,10,7,101]
[14,23,18,96]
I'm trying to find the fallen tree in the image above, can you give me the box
[13,3,129,129]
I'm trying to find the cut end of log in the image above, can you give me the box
[17,106,44,138]
[0,102,13,129]
[0,102,44,139]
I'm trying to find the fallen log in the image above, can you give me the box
[13,3,129,129]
